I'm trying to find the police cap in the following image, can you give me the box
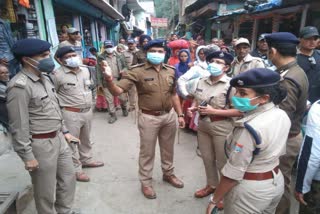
[230,68,280,88]
[299,26,319,39]
[144,39,166,50]
[206,51,234,65]
[127,38,136,44]
[12,38,51,57]
[104,40,114,47]
[265,32,299,45]
[55,46,76,59]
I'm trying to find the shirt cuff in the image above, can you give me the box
[20,151,35,162]
[221,160,246,181]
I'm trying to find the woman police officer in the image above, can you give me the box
[206,68,291,214]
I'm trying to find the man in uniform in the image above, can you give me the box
[251,34,275,70]
[230,37,265,76]
[122,38,138,111]
[102,39,185,199]
[96,40,128,124]
[0,64,11,155]
[132,35,152,65]
[265,32,309,214]
[297,26,320,103]
[59,27,83,59]
[52,46,104,182]
[7,38,77,214]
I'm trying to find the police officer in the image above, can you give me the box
[251,34,275,70]
[295,100,320,213]
[132,35,152,65]
[7,39,77,214]
[0,64,12,155]
[102,39,185,199]
[206,68,291,214]
[96,40,128,123]
[264,32,309,214]
[122,38,138,111]
[230,38,265,76]
[59,27,83,59]
[187,51,243,198]
[297,26,320,103]
[52,46,104,182]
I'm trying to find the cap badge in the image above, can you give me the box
[237,80,244,86]
[219,52,224,58]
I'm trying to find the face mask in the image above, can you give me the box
[147,52,165,65]
[106,48,113,54]
[207,62,223,77]
[65,56,81,68]
[28,56,55,74]
[231,96,260,112]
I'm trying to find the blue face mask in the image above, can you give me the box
[207,62,223,77]
[231,96,260,112]
[147,52,165,65]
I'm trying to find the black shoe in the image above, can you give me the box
[108,113,117,124]
[122,108,129,117]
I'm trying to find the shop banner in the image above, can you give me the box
[151,17,168,28]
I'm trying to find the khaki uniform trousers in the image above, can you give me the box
[137,108,177,187]
[0,125,12,155]
[128,85,137,109]
[30,132,76,214]
[103,86,128,114]
[62,109,93,173]
[276,133,303,214]
[224,170,284,214]
[197,119,231,187]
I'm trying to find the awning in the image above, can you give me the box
[126,0,145,13]
[185,0,212,14]
[89,0,125,20]
[53,0,121,25]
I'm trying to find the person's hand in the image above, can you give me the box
[295,191,307,206]
[0,58,8,66]
[188,62,194,68]
[64,133,81,145]
[100,60,113,82]
[198,105,215,116]
[178,117,185,128]
[187,107,197,117]
[206,202,216,214]
[25,159,39,172]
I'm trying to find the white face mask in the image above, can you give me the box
[106,48,113,54]
[65,56,81,68]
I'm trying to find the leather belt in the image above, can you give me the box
[141,109,170,116]
[243,166,279,181]
[64,107,91,113]
[32,131,57,139]
[209,115,228,122]
[288,133,300,139]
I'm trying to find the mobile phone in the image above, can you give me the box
[199,100,208,106]
[70,139,79,144]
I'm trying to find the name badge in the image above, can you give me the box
[67,83,76,86]
[41,95,48,100]
[144,78,154,82]
[196,88,203,92]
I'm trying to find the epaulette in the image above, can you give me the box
[129,63,145,70]
[163,64,175,70]
[13,73,27,88]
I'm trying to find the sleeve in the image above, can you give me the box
[256,59,266,68]
[177,67,201,97]
[6,86,35,162]
[96,57,103,86]
[221,128,255,180]
[49,72,60,91]
[132,52,138,66]
[116,69,138,92]
[120,53,129,72]
[279,79,299,120]
[296,103,320,194]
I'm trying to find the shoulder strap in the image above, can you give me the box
[224,85,233,109]
[284,77,302,98]
[244,122,261,156]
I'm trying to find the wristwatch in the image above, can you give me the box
[178,114,185,118]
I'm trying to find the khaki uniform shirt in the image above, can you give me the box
[190,74,235,134]
[132,49,147,65]
[117,62,175,111]
[50,66,92,109]
[222,103,291,180]
[59,40,83,59]
[277,61,309,135]
[230,54,265,76]
[122,50,135,71]
[6,69,67,161]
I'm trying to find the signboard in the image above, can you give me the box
[151,17,168,28]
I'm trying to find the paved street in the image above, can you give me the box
[74,110,209,214]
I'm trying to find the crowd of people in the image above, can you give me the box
[0,23,320,214]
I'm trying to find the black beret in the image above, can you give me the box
[265,32,299,45]
[144,39,166,50]
[206,51,234,65]
[230,68,280,88]
[12,38,51,57]
[55,46,76,58]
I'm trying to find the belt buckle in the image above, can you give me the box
[158,111,167,116]
[80,108,90,113]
